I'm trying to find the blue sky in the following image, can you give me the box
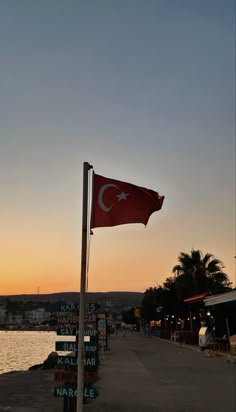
[0,1,235,293]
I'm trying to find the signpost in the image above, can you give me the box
[53,299,100,411]
[58,303,99,313]
[55,370,99,384]
[55,371,78,384]
[56,327,98,338]
[98,313,108,352]
[57,314,97,325]
[54,385,99,399]
[55,341,97,352]
[52,163,101,412]
[56,355,98,370]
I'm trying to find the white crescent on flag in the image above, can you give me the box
[98,184,119,212]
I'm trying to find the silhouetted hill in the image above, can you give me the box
[0,292,143,308]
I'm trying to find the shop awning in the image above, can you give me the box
[184,293,208,304]
[204,289,236,306]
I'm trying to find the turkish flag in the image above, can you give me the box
[90,173,164,229]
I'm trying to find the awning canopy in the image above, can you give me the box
[184,293,208,304]
[204,289,236,307]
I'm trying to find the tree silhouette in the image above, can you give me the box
[141,250,232,322]
[172,249,231,298]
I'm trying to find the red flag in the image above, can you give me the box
[90,173,164,229]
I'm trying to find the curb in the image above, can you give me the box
[156,336,234,360]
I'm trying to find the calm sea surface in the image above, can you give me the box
[0,331,74,374]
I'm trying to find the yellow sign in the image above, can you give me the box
[134,307,141,319]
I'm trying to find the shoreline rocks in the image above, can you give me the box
[29,351,59,371]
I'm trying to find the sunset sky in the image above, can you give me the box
[0,1,235,295]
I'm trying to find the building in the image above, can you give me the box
[6,312,24,326]
[204,289,236,338]
[25,308,51,324]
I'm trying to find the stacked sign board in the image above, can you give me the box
[54,303,101,408]
[97,313,108,350]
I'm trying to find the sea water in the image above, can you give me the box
[0,330,74,374]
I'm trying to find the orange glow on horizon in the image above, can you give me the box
[1,206,235,295]
[1,225,235,296]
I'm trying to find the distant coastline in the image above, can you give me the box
[0,326,56,332]
[0,291,143,332]
[0,291,143,305]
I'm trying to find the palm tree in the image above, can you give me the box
[172,249,231,298]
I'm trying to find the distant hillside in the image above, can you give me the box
[0,292,143,308]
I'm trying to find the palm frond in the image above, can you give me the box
[190,249,202,265]
[202,253,214,266]
[172,265,183,274]
[178,252,192,267]
[207,259,224,273]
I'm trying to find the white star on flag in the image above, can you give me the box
[116,192,130,201]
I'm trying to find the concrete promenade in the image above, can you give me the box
[0,369,61,411]
[85,333,236,412]
[0,333,235,411]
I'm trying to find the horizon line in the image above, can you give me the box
[0,290,144,297]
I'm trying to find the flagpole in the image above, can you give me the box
[77,161,93,412]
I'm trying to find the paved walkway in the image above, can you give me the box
[0,334,235,411]
[0,369,61,412]
[85,333,236,412]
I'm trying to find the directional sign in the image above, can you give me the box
[55,341,98,352]
[54,385,99,399]
[59,303,79,312]
[57,314,97,325]
[84,356,99,371]
[57,315,79,325]
[80,328,98,337]
[58,303,99,313]
[54,385,77,398]
[54,370,99,384]
[56,327,77,336]
[84,371,99,384]
[55,370,77,383]
[56,355,78,369]
[84,385,99,399]
[57,356,98,370]
[85,344,98,353]
[86,314,98,322]
[56,327,98,337]
[56,341,78,352]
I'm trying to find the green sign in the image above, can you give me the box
[57,315,79,325]
[55,341,97,352]
[84,385,99,398]
[58,303,99,313]
[56,327,77,336]
[57,314,97,325]
[54,385,99,399]
[56,327,98,337]
[56,356,98,370]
